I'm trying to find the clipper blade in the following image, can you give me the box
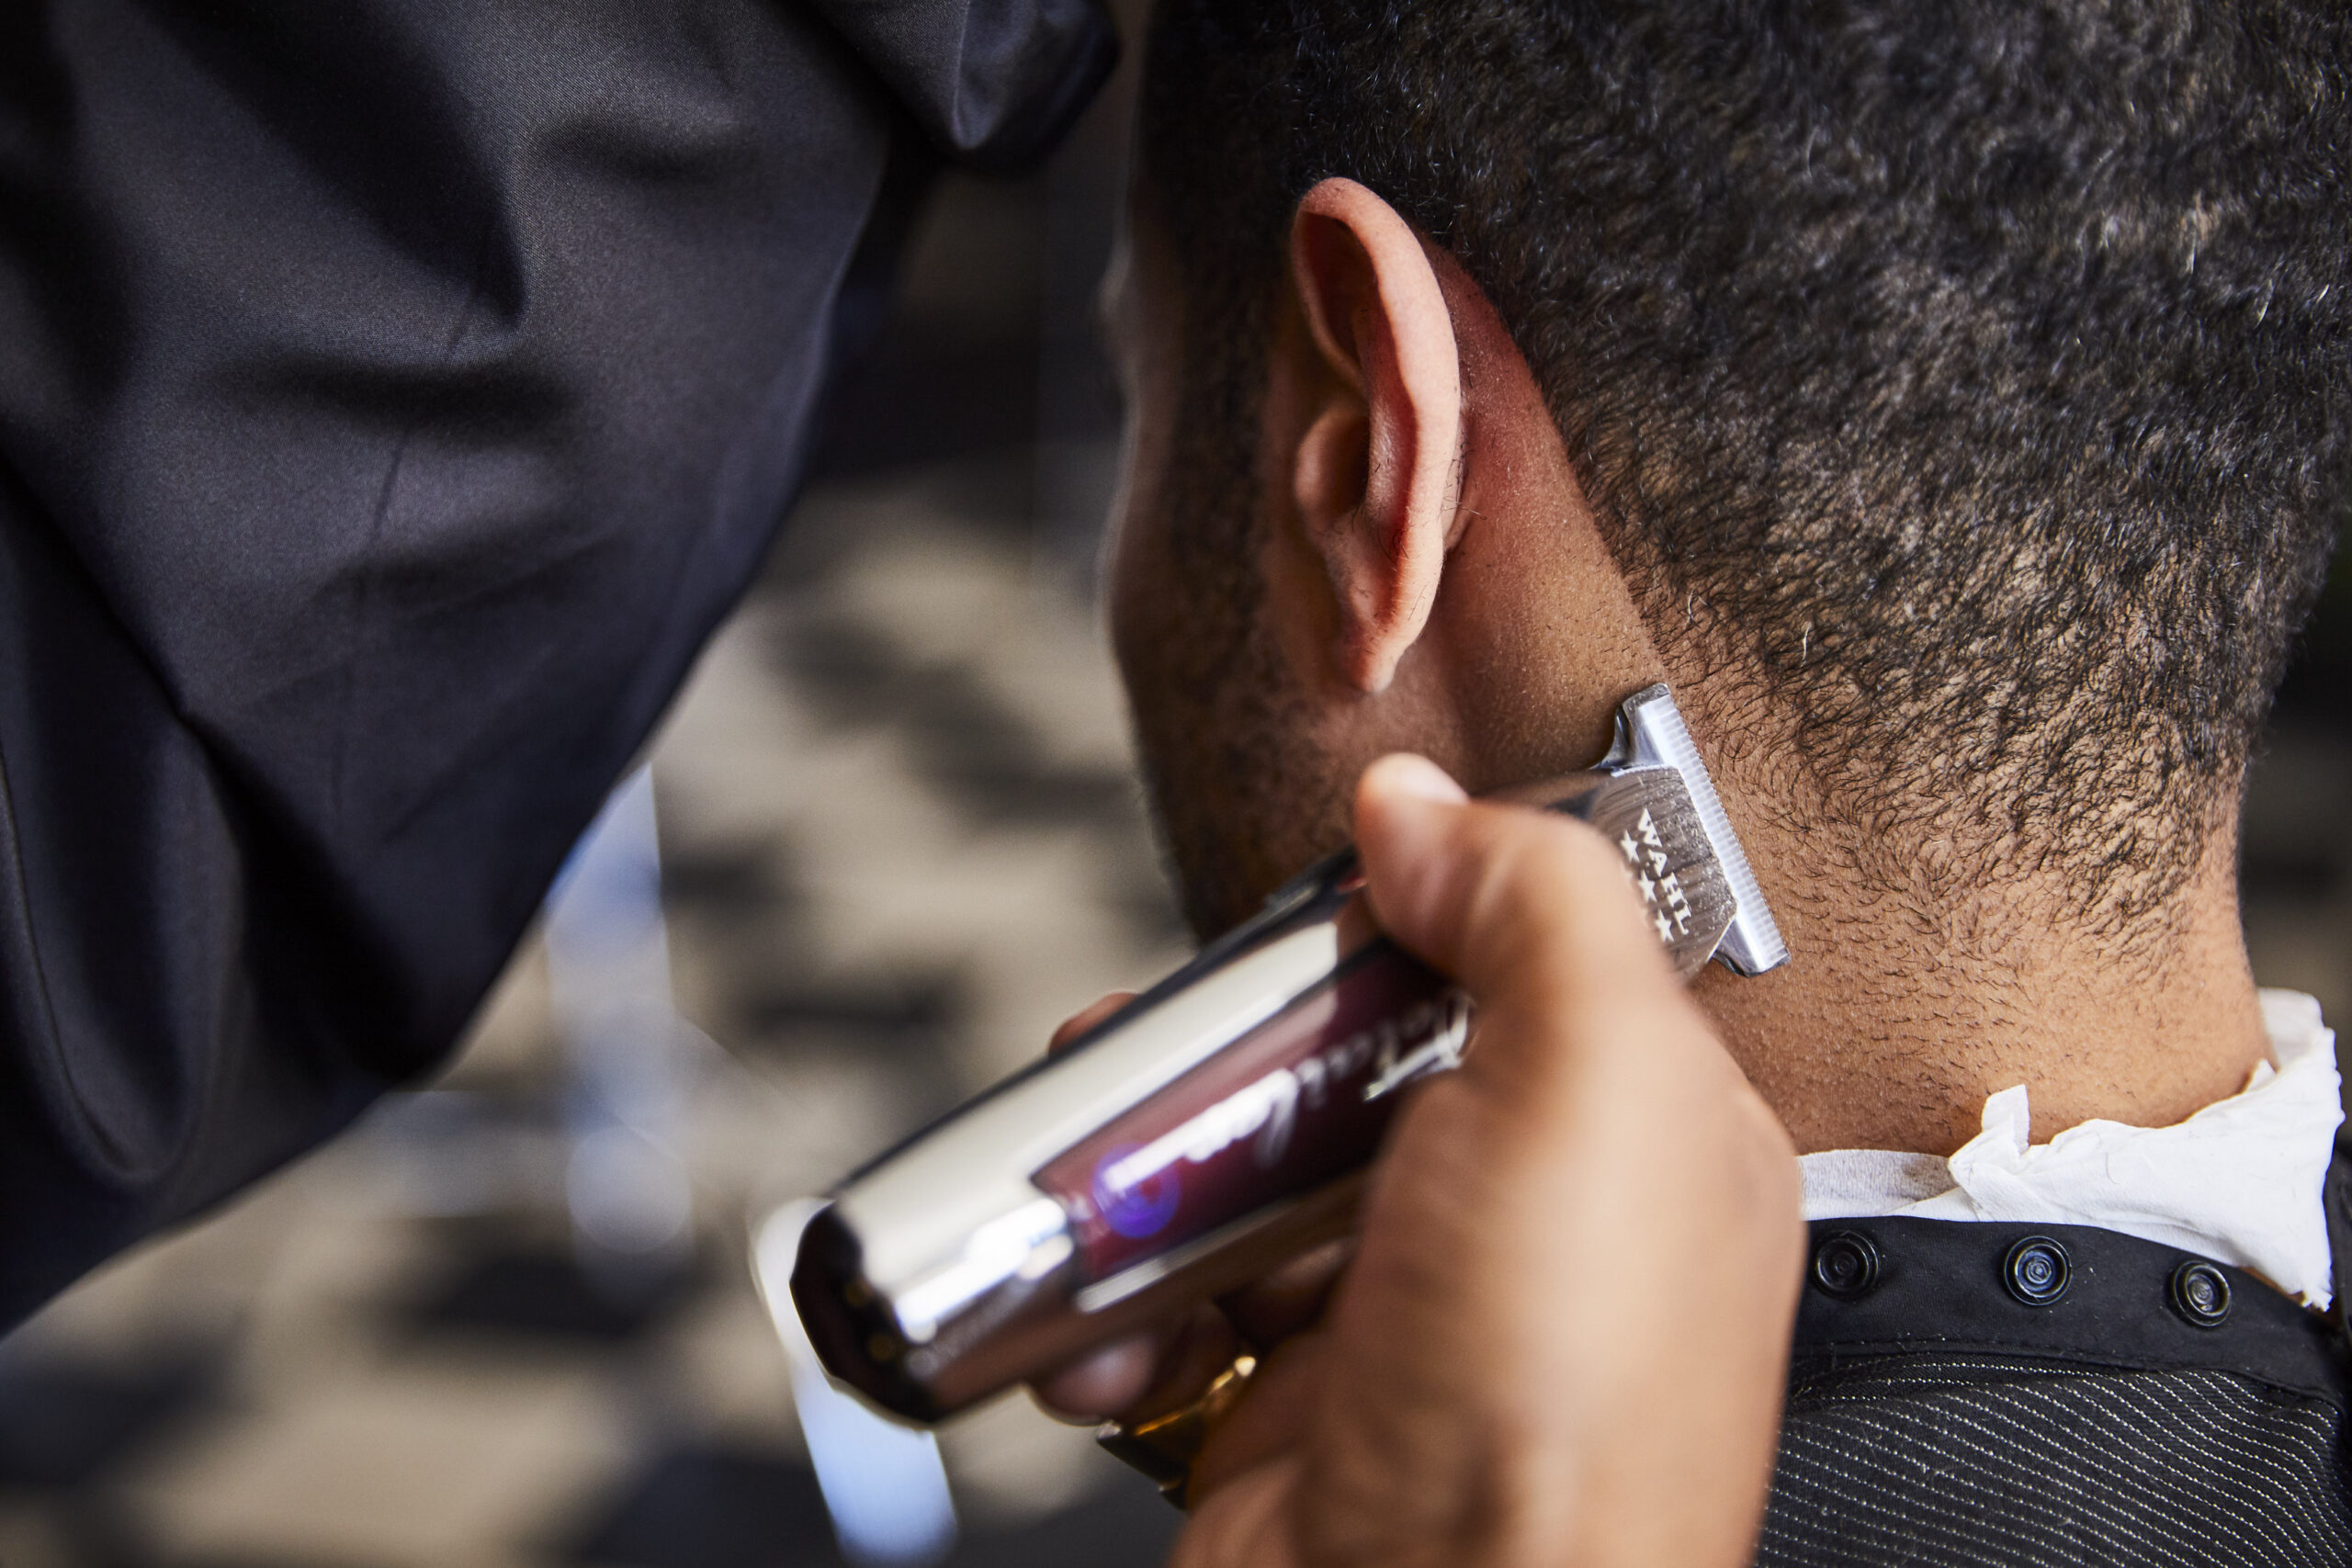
[1606,685,1787,976]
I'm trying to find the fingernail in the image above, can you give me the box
[1364,753,1468,805]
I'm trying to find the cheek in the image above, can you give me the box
[1102,450,1159,699]
[1104,389,1183,701]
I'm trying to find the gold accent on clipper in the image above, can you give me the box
[1094,1355,1259,1508]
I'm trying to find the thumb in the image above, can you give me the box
[1351,753,1681,1040]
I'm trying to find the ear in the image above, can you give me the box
[1286,178,1465,694]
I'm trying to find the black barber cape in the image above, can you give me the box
[1753,1093,2352,1566]
[0,0,1111,1330]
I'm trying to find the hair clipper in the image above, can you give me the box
[789,683,1786,1423]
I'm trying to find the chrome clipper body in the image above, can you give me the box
[791,684,1786,1422]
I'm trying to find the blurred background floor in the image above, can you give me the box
[3,8,2349,1561]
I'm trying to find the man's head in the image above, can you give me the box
[1105,0,2351,974]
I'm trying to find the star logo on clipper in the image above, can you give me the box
[1617,807,1699,947]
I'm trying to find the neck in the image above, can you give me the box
[1691,809,2273,1157]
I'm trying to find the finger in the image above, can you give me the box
[1032,1328,1166,1422]
[1120,1303,1244,1425]
[1049,989,1138,1055]
[1351,754,1695,1113]
[1031,1302,1238,1425]
[1183,1329,1332,1507]
[1045,1237,1350,1422]
[1169,1456,1302,1568]
[1216,1237,1353,1353]
[1354,753,1671,1003]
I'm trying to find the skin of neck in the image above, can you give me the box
[1687,773,2269,1155]
[1151,179,2276,1156]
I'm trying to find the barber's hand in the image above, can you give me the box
[1035,754,1804,1568]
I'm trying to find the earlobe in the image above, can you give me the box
[1285,179,1464,694]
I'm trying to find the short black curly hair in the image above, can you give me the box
[1139,0,2351,919]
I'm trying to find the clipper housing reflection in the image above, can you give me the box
[791,684,1787,1422]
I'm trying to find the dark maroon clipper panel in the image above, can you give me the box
[1035,944,1469,1285]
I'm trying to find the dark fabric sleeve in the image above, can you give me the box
[2325,1024,2352,1345]
[0,0,1111,1329]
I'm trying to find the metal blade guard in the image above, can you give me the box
[790,684,1785,1422]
